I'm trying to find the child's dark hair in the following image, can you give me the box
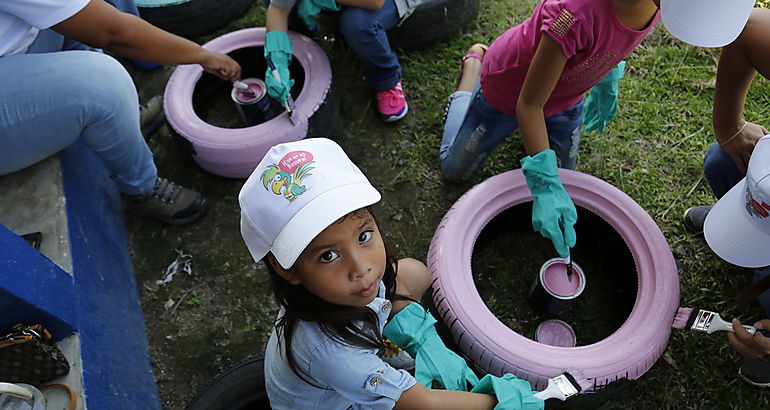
[265,207,398,385]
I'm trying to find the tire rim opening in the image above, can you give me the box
[192,46,305,129]
[472,202,638,346]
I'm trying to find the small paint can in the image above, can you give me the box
[528,257,586,317]
[535,319,576,347]
[231,78,274,126]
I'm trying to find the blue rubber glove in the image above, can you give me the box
[264,31,295,107]
[382,303,480,391]
[296,0,340,30]
[471,374,544,410]
[521,149,577,258]
[583,61,626,134]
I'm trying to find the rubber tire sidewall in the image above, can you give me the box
[164,28,333,178]
[388,0,480,50]
[427,169,680,391]
[138,0,256,40]
[186,354,268,410]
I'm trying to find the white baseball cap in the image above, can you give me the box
[660,0,754,48]
[705,135,770,268]
[239,138,381,269]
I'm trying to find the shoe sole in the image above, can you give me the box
[381,104,409,123]
[141,110,166,138]
[127,197,208,225]
[739,367,770,387]
[682,207,703,235]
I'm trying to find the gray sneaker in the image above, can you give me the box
[739,355,770,387]
[125,178,207,225]
[683,205,712,234]
[140,95,165,138]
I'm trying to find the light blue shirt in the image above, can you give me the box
[265,282,417,409]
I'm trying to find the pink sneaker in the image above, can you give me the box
[376,81,408,122]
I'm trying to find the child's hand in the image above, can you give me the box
[729,319,770,358]
[264,31,295,107]
[521,149,577,258]
[583,61,625,135]
[717,121,769,173]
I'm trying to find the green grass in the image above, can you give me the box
[165,1,770,408]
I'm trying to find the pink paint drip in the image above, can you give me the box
[543,262,581,297]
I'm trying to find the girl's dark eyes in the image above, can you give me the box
[359,230,373,243]
[319,250,339,263]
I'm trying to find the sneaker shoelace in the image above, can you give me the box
[149,178,182,204]
[377,83,405,107]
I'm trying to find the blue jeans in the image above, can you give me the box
[269,0,401,91]
[703,142,745,199]
[440,83,584,182]
[0,30,156,195]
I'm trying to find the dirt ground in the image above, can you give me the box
[123,44,468,408]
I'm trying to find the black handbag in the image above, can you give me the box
[0,324,70,385]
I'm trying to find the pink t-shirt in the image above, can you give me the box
[480,0,660,118]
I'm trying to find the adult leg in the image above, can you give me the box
[439,82,519,182]
[0,51,156,195]
[544,99,584,170]
[338,0,401,91]
[704,142,745,199]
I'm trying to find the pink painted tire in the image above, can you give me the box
[164,28,332,178]
[428,169,679,391]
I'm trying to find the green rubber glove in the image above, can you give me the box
[470,374,544,410]
[296,0,341,30]
[382,303,480,391]
[264,31,294,106]
[520,149,577,258]
[583,61,626,134]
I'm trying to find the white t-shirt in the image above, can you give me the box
[0,0,90,57]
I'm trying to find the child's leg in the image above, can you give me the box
[392,258,431,314]
[338,1,401,92]
[440,83,519,182]
[703,142,745,199]
[544,99,584,169]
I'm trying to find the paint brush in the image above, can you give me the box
[233,81,255,98]
[672,307,770,336]
[266,58,296,124]
[534,369,592,401]
[565,254,573,282]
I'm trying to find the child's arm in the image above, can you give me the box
[395,382,497,410]
[515,34,577,259]
[266,3,292,33]
[712,8,770,173]
[516,34,568,156]
[264,4,294,106]
[336,0,385,10]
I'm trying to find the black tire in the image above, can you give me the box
[387,0,480,50]
[138,0,256,40]
[186,354,270,410]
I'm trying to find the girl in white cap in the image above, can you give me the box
[239,138,545,409]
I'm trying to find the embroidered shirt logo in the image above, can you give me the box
[261,150,315,202]
[745,186,770,219]
[549,9,576,39]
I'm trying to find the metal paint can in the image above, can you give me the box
[230,78,274,126]
[535,319,576,347]
[528,257,586,317]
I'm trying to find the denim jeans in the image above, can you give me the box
[440,82,584,182]
[268,0,401,91]
[703,141,746,199]
[0,30,157,195]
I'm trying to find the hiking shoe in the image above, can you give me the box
[739,355,770,387]
[376,81,408,122]
[140,95,165,138]
[683,205,712,234]
[379,339,415,371]
[125,177,207,225]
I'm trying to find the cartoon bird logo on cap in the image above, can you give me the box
[261,150,315,202]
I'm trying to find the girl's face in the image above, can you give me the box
[278,209,387,307]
